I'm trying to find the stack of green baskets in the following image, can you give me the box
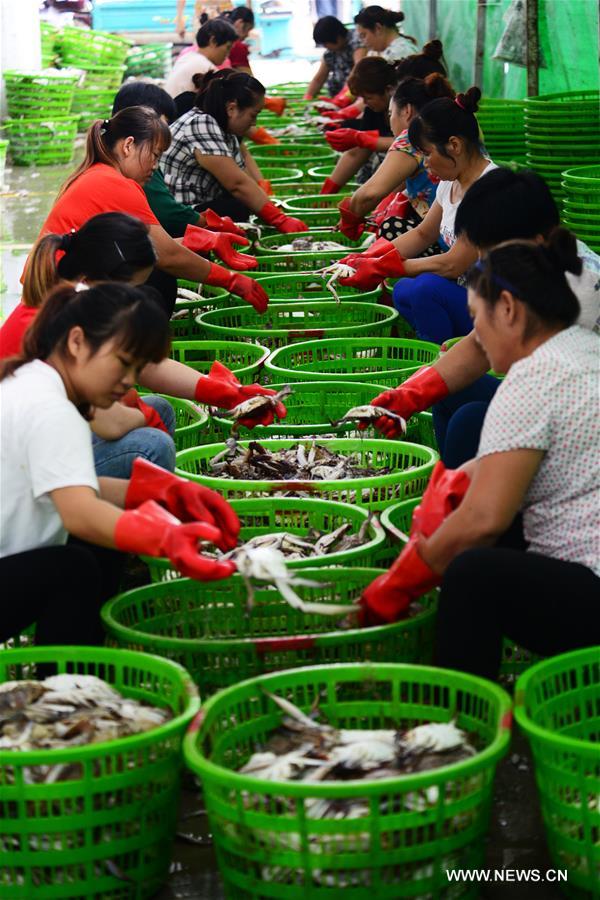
[0,140,8,183]
[40,21,59,67]
[0,646,199,900]
[184,663,511,895]
[125,43,173,79]
[561,164,600,252]
[2,69,80,166]
[515,646,600,895]
[524,90,600,199]
[477,98,526,163]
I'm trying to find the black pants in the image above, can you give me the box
[145,268,178,318]
[434,546,600,680]
[0,540,125,647]
[195,192,251,222]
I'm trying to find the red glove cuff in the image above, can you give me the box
[320,177,340,195]
[205,262,233,290]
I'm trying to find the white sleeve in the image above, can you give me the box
[27,400,99,499]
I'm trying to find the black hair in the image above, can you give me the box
[225,6,255,27]
[348,57,398,97]
[23,213,156,309]
[0,282,170,415]
[313,16,347,45]
[112,82,177,124]
[354,5,405,29]
[408,86,482,159]
[394,39,447,79]
[466,228,581,336]
[455,168,560,249]
[196,17,236,48]
[392,73,455,112]
[193,69,265,130]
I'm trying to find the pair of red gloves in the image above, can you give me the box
[193,360,288,427]
[334,237,407,291]
[360,461,470,625]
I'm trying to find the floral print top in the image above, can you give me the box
[390,129,439,219]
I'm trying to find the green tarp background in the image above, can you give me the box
[401,0,599,99]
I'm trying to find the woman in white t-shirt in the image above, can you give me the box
[165,18,236,99]
[360,231,600,677]
[338,87,496,344]
[0,283,240,647]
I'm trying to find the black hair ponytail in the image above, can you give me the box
[193,69,265,130]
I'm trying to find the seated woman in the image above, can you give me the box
[304,15,366,102]
[360,230,600,679]
[337,72,455,244]
[338,87,496,344]
[165,18,236,98]
[162,70,308,231]
[354,5,417,62]
[0,283,239,647]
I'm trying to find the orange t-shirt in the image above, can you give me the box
[0,303,38,359]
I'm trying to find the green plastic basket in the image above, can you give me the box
[80,63,126,90]
[271,181,358,198]
[0,645,199,900]
[170,282,232,338]
[140,497,386,582]
[71,87,116,131]
[3,116,78,166]
[308,164,342,179]
[249,253,383,283]
[197,302,398,350]
[184,662,511,898]
[175,437,438,510]
[58,25,132,67]
[140,392,208,452]
[3,70,79,118]
[256,229,365,255]
[265,337,440,386]
[515,647,600,897]
[282,192,346,213]
[253,143,336,169]
[126,43,172,79]
[40,22,59,67]
[103,573,438,698]
[0,140,8,183]
[255,165,305,184]
[268,82,310,97]
[169,340,269,385]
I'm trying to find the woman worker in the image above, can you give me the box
[30,106,267,317]
[354,6,417,62]
[0,283,241,647]
[304,15,366,103]
[162,70,308,231]
[338,88,497,344]
[165,18,236,98]
[359,232,600,679]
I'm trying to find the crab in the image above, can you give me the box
[395,721,476,758]
[332,404,407,434]
[316,262,357,303]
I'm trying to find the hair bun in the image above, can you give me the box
[545,226,583,277]
[423,71,455,99]
[422,39,443,59]
[455,86,481,114]
[392,10,405,23]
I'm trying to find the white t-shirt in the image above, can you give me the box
[164,51,216,98]
[571,240,600,334]
[435,161,498,250]
[478,326,600,576]
[0,360,99,558]
[369,34,416,62]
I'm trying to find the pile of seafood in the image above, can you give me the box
[277,237,353,252]
[0,674,171,762]
[211,440,390,481]
[224,518,373,563]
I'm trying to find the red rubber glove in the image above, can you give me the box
[114,501,236,581]
[121,389,170,434]
[369,367,449,438]
[326,129,380,152]
[194,361,288,428]
[205,263,268,313]
[258,178,273,195]
[338,237,395,269]
[322,102,362,121]
[338,197,365,240]
[182,225,256,271]
[320,177,341,195]
[203,208,246,239]
[264,96,287,116]
[250,126,279,146]
[257,201,309,234]
[338,248,406,291]
[331,85,354,108]
[125,458,240,551]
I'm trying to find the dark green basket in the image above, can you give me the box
[3,70,79,118]
[184,662,512,898]
[515,647,600,897]
[0,645,199,900]
[169,339,269,385]
[175,437,438,511]
[265,337,440,386]
[103,572,437,698]
[58,25,132,67]
[197,302,398,350]
[3,116,78,166]
[71,87,116,131]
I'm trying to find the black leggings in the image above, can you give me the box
[434,547,600,680]
[195,192,251,222]
[0,540,125,647]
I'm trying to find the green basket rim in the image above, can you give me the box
[380,497,420,542]
[562,164,600,181]
[184,661,512,794]
[0,645,199,764]
[525,90,599,105]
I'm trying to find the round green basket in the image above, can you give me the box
[515,646,600,897]
[197,302,398,350]
[140,392,208,452]
[0,645,199,900]
[271,181,357,198]
[169,339,269,385]
[562,165,600,204]
[282,192,346,213]
[249,251,382,281]
[184,662,511,898]
[58,25,132,67]
[3,70,79,118]
[265,337,440,386]
[71,87,116,131]
[140,496,386,582]
[40,21,59,67]
[3,115,78,166]
[171,282,232,338]
[126,43,172,79]
[267,82,310,97]
[256,228,366,255]
[253,142,336,167]
[80,63,126,90]
[255,165,305,183]
[175,437,438,510]
[103,573,437,698]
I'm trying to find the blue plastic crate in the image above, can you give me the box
[93,0,195,33]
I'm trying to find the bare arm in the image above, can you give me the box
[353,47,367,64]
[371,136,395,153]
[402,235,478,280]
[306,60,330,100]
[148,222,212,282]
[388,200,443,258]
[90,403,145,440]
[98,477,128,508]
[420,449,544,574]
[195,152,269,213]
[350,150,417,218]
[433,330,491,393]
[240,142,263,181]
[50,485,123,548]
[328,147,371,190]
[139,356,200,400]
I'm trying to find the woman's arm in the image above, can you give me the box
[402,235,478,280]
[148,222,213,281]
[328,147,371,190]
[434,330,490,392]
[50,485,123,548]
[306,60,330,100]
[90,403,145,440]
[420,449,544,573]
[388,200,443,258]
[350,150,417,217]
[195,153,270,213]
[353,47,367,64]
[139,357,200,400]
[240,143,263,181]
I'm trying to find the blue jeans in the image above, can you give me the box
[392,273,472,344]
[432,375,501,467]
[92,396,176,478]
